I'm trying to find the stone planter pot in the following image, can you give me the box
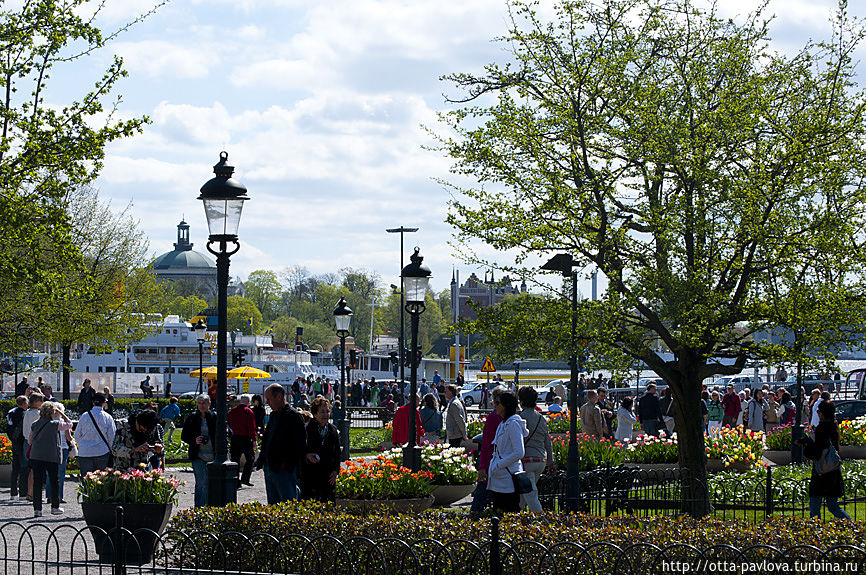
[81,502,173,565]
[706,458,752,473]
[335,496,434,514]
[763,450,792,466]
[431,483,475,507]
[0,463,12,487]
[841,446,866,459]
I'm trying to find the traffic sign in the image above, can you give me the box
[481,357,496,372]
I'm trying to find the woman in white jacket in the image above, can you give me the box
[488,389,528,514]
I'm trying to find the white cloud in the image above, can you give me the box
[113,39,215,79]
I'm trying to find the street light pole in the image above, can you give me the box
[542,253,582,513]
[198,152,247,507]
[401,247,431,472]
[334,298,353,461]
[386,226,418,388]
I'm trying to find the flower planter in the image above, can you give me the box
[81,502,173,565]
[706,458,752,473]
[335,496,434,514]
[0,463,11,487]
[763,450,792,466]
[841,445,866,459]
[431,483,475,507]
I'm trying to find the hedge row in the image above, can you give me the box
[170,502,865,550]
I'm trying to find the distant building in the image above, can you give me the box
[152,220,217,297]
[450,270,525,321]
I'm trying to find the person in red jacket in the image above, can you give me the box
[391,398,423,446]
[721,385,742,428]
[470,385,505,518]
[227,394,258,487]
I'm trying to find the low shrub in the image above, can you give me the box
[169,503,866,566]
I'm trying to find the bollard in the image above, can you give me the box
[113,506,126,575]
[490,516,501,575]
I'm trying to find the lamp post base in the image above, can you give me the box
[402,444,422,472]
[791,424,804,464]
[337,419,351,461]
[206,460,239,507]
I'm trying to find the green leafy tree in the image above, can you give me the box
[37,188,166,398]
[245,270,282,323]
[165,295,209,321]
[0,0,161,352]
[438,0,866,515]
[227,296,263,335]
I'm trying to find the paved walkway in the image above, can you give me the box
[0,467,270,528]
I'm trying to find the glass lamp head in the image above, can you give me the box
[198,151,249,239]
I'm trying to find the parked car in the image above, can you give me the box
[835,400,866,423]
[460,382,484,407]
[710,375,764,392]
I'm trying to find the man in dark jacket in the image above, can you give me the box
[15,377,30,399]
[6,396,27,499]
[77,379,96,413]
[637,384,663,437]
[256,383,306,504]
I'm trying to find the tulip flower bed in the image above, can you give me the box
[382,444,477,485]
[551,434,626,470]
[546,410,575,433]
[336,457,433,499]
[704,426,764,468]
[0,435,12,464]
[78,467,183,504]
[840,416,866,446]
[624,433,679,464]
[766,424,794,451]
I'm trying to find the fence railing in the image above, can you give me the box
[1,510,863,575]
[537,465,866,523]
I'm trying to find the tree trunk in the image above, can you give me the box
[62,344,71,400]
[671,365,711,517]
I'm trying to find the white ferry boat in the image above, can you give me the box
[70,315,461,396]
[71,315,317,395]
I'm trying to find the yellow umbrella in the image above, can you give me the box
[227,366,271,380]
[189,366,218,379]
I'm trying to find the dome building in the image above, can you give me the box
[153,220,218,297]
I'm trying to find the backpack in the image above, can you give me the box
[782,405,795,426]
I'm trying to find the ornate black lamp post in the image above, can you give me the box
[541,253,582,513]
[386,226,418,388]
[333,297,353,461]
[792,330,805,464]
[198,151,247,506]
[401,247,431,472]
[193,319,207,395]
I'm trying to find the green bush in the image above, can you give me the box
[168,502,866,572]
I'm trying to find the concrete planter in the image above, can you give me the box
[431,483,475,507]
[82,502,172,565]
[763,451,792,466]
[335,496,434,514]
[841,446,866,459]
[0,463,11,487]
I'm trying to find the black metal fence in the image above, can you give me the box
[1,511,864,575]
[537,466,866,522]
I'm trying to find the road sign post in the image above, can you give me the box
[481,357,496,409]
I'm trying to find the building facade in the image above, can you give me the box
[450,270,526,321]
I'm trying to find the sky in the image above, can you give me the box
[51,0,866,295]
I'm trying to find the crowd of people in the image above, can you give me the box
[2,370,854,521]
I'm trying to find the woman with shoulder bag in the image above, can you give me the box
[517,386,553,513]
[419,393,443,443]
[487,389,529,514]
[28,402,72,517]
[795,401,850,520]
